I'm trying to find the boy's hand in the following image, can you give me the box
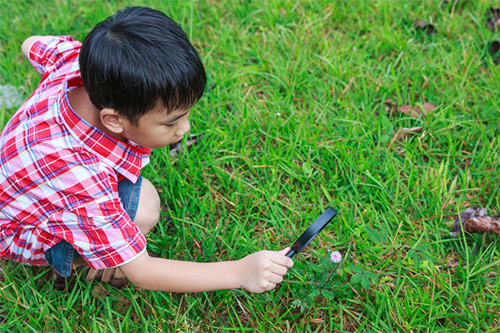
[237,248,294,293]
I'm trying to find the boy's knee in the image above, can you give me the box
[134,177,160,235]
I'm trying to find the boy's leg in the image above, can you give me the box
[87,176,161,285]
[129,177,161,235]
[46,176,161,286]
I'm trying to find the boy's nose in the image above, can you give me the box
[176,119,190,137]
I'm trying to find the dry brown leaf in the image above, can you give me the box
[400,102,435,119]
[464,217,500,235]
[414,20,437,34]
[399,105,420,118]
[309,317,324,324]
[384,99,436,118]
[390,126,423,144]
[451,207,500,237]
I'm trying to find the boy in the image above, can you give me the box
[0,6,293,293]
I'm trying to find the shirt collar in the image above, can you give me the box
[59,77,151,183]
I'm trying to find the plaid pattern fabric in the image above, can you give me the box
[0,36,150,270]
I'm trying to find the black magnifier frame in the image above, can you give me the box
[285,207,337,258]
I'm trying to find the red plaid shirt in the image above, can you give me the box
[0,36,150,270]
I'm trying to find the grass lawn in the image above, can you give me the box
[1,0,499,331]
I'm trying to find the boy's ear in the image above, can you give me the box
[100,108,124,134]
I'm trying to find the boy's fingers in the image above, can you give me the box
[270,265,288,277]
[268,272,284,284]
[277,247,291,256]
[270,252,294,268]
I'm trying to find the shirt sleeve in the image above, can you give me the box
[27,35,81,76]
[63,198,148,270]
[43,163,147,270]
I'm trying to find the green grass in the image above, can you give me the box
[1,0,500,331]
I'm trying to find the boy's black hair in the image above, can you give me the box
[79,6,206,124]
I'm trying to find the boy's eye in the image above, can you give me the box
[165,123,177,127]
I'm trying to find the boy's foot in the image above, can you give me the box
[52,258,128,289]
[86,267,129,288]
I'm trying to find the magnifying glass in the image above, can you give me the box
[285,207,338,258]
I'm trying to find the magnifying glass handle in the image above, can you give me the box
[285,249,295,258]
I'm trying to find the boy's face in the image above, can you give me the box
[120,106,191,149]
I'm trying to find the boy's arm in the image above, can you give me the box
[21,36,42,59]
[119,248,293,293]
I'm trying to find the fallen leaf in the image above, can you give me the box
[486,7,500,32]
[390,126,423,144]
[414,20,437,35]
[399,105,420,118]
[464,217,500,235]
[309,317,324,324]
[420,102,436,114]
[450,207,494,237]
[399,102,435,119]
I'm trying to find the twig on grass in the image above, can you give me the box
[233,295,249,321]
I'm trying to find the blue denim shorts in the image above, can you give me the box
[45,176,143,277]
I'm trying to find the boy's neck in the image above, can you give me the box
[67,86,111,135]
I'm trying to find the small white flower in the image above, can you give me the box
[330,251,342,263]
[275,112,280,116]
